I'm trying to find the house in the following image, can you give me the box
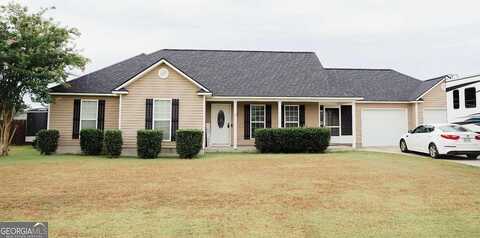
[446,74,480,132]
[48,49,447,154]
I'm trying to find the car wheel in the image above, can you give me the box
[399,139,409,153]
[429,143,440,159]
[467,154,479,160]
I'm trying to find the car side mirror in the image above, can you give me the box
[408,129,413,133]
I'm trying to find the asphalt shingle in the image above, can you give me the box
[50,49,443,101]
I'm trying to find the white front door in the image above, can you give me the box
[211,104,231,145]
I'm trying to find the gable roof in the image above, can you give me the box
[50,49,442,101]
[50,53,149,94]
[409,75,447,100]
[324,69,446,101]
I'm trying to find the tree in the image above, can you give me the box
[0,3,88,156]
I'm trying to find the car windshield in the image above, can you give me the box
[439,125,470,132]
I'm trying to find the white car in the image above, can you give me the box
[399,124,480,159]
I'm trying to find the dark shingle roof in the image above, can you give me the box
[50,49,443,101]
[408,75,447,100]
[51,53,149,93]
[324,68,445,101]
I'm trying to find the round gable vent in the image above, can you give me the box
[158,67,169,79]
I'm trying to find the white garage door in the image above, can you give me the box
[361,109,408,147]
[424,109,447,124]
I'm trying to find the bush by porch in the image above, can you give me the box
[255,127,330,153]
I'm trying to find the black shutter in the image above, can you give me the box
[145,99,153,129]
[244,104,250,139]
[72,99,81,139]
[281,103,284,128]
[171,99,179,141]
[299,105,305,127]
[97,100,105,131]
[265,104,272,128]
[341,105,353,135]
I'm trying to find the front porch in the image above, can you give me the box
[204,98,358,149]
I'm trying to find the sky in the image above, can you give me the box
[5,0,480,82]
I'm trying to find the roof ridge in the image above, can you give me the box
[423,75,448,82]
[51,53,147,88]
[325,67,393,71]
[157,49,315,54]
[75,53,147,78]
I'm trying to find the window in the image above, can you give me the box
[465,87,476,108]
[412,125,434,133]
[325,108,340,136]
[80,100,98,130]
[453,90,459,109]
[284,105,299,127]
[153,99,172,140]
[250,105,265,138]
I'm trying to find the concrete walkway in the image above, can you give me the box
[361,146,480,168]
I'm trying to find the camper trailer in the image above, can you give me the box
[446,74,480,132]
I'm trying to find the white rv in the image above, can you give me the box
[446,74,480,132]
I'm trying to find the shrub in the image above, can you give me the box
[80,129,104,155]
[176,129,203,159]
[35,129,59,155]
[137,130,163,159]
[104,130,123,158]
[32,138,37,149]
[255,128,330,153]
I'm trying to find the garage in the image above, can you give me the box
[423,109,447,124]
[361,109,408,147]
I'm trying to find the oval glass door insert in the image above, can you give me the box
[217,110,225,128]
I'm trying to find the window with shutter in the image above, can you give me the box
[250,104,266,138]
[283,105,299,127]
[80,100,98,130]
[153,99,172,141]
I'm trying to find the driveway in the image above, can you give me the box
[361,146,480,168]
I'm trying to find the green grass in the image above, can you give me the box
[1,146,480,237]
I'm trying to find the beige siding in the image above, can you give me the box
[417,103,424,125]
[355,103,415,147]
[304,102,319,127]
[422,81,447,109]
[121,64,204,148]
[49,96,119,148]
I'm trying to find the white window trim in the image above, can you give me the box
[318,104,324,127]
[79,99,99,131]
[324,106,341,136]
[152,98,172,141]
[283,104,300,127]
[250,104,266,139]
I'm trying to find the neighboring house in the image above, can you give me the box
[48,49,447,154]
[446,74,480,131]
[25,108,48,142]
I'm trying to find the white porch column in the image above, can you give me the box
[202,95,206,149]
[277,101,282,128]
[352,101,357,149]
[233,100,238,149]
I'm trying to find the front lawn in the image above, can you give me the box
[1,146,480,237]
